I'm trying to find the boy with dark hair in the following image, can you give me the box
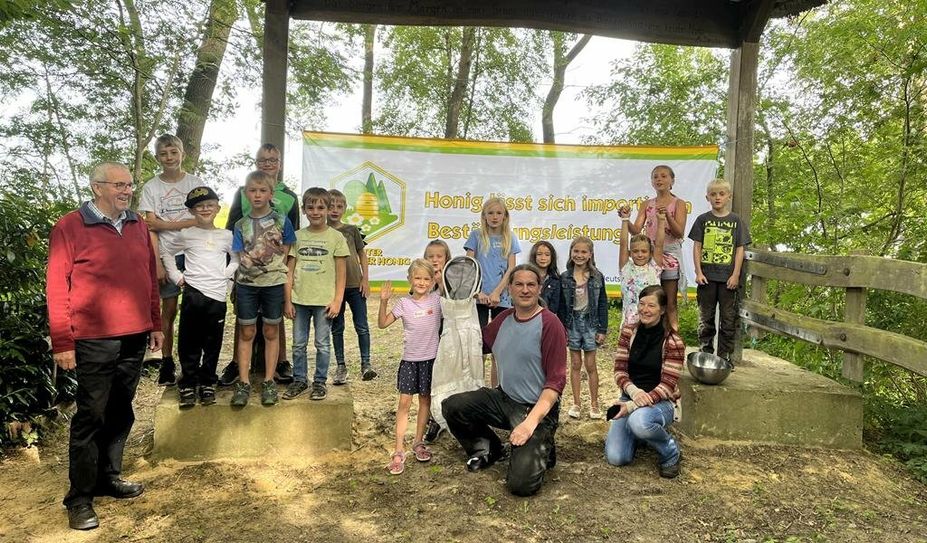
[283,188,348,401]
[161,186,238,407]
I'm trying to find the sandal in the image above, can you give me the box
[388,451,405,475]
[412,442,433,463]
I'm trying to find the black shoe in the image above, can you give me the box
[230,382,251,407]
[283,380,309,400]
[274,360,294,384]
[362,366,378,381]
[199,385,216,406]
[659,452,681,479]
[96,479,144,499]
[158,357,176,386]
[178,387,196,409]
[423,419,444,444]
[309,382,327,401]
[67,503,99,530]
[218,361,239,387]
[466,450,502,473]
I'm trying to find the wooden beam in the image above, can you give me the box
[745,251,927,300]
[741,300,927,377]
[726,40,759,365]
[262,0,289,170]
[740,0,775,42]
[842,287,867,381]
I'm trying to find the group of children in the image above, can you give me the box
[140,136,750,475]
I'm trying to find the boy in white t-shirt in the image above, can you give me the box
[161,186,238,408]
[138,134,203,386]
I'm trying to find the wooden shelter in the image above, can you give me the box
[261,0,827,363]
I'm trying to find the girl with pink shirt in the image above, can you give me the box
[628,165,688,329]
[378,259,443,475]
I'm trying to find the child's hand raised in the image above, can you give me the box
[657,208,667,221]
[379,280,393,301]
[617,205,631,219]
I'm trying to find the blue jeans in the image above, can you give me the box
[292,304,331,384]
[331,287,370,367]
[604,398,679,468]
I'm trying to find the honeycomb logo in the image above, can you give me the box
[330,161,406,242]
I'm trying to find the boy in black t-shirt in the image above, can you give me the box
[688,179,751,362]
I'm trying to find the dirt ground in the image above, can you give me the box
[2,299,926,543]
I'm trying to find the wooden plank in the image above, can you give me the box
[740,0,775,42]
[740,300,927,377]
[747,275,768,340]
[842,287,867,381]
[262,0,289,164]
[290,0,741,48]
[745,250,927,300]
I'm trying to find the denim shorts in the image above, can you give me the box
[396,359,434,395]
[235,283,284,325]
[159,255,185,299]
[568,311,597,352]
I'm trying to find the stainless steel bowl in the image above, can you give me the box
[686,351,732,385]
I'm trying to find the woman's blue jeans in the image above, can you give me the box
[292,304,331,384]
[604,398,679,468]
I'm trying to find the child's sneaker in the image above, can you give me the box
[309,382,327,400]
[567,404,581,419]
[230,382,251,408]
[332,364,348,385]
[283,381,309,400]
[589,407,603,419]
[261,380,278,406]
[361,366,378,381]
[199,385,216,406]
[178,387,196,409]
[273,360,294,384]
[158,357,176,386]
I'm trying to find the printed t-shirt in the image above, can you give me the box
[138,173,203,247]
[289,226,350,306]
[464,230,521,308]
[232,211,296,287]
[687,211,751,283]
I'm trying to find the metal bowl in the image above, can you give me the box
[686,352,732,385]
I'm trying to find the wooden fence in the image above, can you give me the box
[741,250,927,381]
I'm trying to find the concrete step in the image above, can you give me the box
[152,383,353,460]
[677,349,862,449]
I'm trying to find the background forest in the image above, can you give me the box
[0,0,924,480]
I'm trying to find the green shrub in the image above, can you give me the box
[0,174,77,447]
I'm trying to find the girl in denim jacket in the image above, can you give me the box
[559,236,608,419]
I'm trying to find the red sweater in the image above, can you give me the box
[46,204,161,353]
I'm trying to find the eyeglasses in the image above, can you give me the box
[256,158,279,165]
[95,181,134,191]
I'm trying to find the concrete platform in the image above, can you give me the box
[678,349,863,449]
[152,384,353,460]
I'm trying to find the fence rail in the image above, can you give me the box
[743,250,927,381]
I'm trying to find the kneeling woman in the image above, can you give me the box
[605,285,685,478]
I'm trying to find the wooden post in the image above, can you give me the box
[842,252,868,382]
[725,41,759,365]
[262,0,289,170]
[747,274,767,340]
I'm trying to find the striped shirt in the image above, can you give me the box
[613,322,685,403]
[391,291,442,361]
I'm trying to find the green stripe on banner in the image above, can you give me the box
[304,132,718,161]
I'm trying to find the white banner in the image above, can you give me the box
[302,132,718,294]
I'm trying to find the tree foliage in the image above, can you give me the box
[373,26,547,142]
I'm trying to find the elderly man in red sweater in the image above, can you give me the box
[46,162,163,530]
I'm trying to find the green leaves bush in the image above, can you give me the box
[0,173,77,447]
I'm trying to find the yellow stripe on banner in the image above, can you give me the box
[304,131,718,160]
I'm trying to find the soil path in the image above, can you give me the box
[2,300,926,542]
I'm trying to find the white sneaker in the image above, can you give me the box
[589,407,603,419]
[567,404,581,419]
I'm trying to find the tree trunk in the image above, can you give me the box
[176,0,238,169]
[361,24,376,134]
[542,32,591,144]
[445,27,475,139]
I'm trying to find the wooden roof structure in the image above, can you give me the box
[288,0,825,48]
